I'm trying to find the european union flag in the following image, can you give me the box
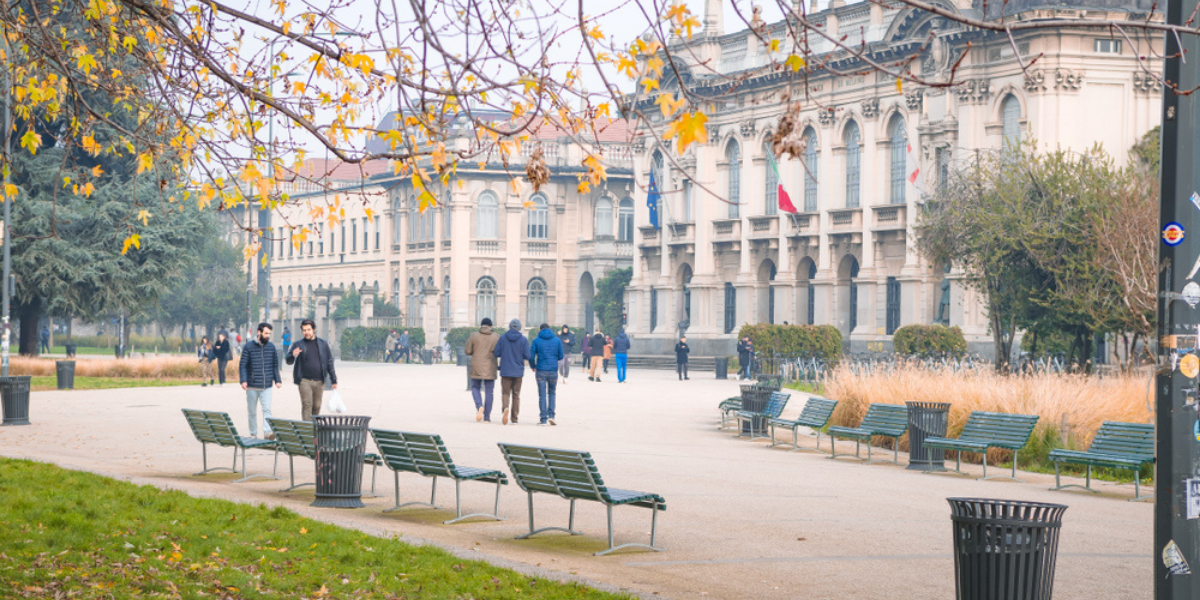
[647,172,661,230]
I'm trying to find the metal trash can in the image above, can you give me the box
[948,498,1067,600]
[715,356,729,380]
[56,360,76,390]
[114,344,125,359]
[64,342,77,358]
[906,401,951,471]
[311,415,371,508]
[423,349,433,365]
[738,383,774,437]
[456,348,470,366]
[0,375,32,425]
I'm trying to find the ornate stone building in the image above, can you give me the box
[624,0,1162,356]
[267,116,636,346]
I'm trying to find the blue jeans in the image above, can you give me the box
[471,378,495,420]
[245,387,274,437]
[616,353,628,382]
[535,370,558,423]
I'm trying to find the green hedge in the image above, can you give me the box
[445,327,475,352]
[892,324,967,358]
[340,327,425,361]
[736,324,842,361]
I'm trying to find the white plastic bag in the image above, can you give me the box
[327,390,348,414]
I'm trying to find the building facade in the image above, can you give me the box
[624,0,1162,357]
[267,118,636,347]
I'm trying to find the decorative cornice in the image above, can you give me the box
[1023,70,1046,93]
[708,128,722,143]
[740,120,757,138]
[1133,71,1158,94]
[818,109,835,127]
[955,79,990,104]
[905,90,924,111]
[860,98,880,119]
[1054,69,1084,91]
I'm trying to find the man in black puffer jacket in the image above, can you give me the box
[239,322,282,439]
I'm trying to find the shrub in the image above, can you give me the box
[373,295,401,318]
[339,327,425,361]
[736,323,842,361]
[445,327,476,351]
[892,324,967,358]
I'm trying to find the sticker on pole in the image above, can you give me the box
[1187,479,1200,520]
[1185,282,1200,308]
[1164,222,1186,246]
[1191,192,1200,212]
[1164,540,1191,575]
[1181,354,1200,379]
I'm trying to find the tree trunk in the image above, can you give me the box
[17,297,41,356]
[121,315,132,358]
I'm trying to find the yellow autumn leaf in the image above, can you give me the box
[3,183,17,200]
[77,53,99,75]
[137,152,153,174]
[680,15,700,38]
[640,78,660,93]
[92,165,104,177]
[121,234,141,255]
[81,135,101,155]
[137,210,151,225]
[785,54,805,72]
[663,111,708,154]
[577,181,591,194]
[655,93,685,118]
[20,131,41,155]
[896,77,903,93]
[770,39,781,52]
[80,182,95,197]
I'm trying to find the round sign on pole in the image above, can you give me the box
[1164,222,1187,246]
[1182,354,1200,379]
[1186,282,1200,308]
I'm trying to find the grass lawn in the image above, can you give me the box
[29,376,202,391]
[0,459,631,599]
[47,345,114,356]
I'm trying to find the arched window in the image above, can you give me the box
[724,282,737,334]
[392,278,401,308]
[726,140,741,218]
[527,193,549,239]
[889,116,907,204]
[595,197,614,237]
[806,261,818,325]
[443,190,453,239]
[442,276,451,332]
[651,150,666,189]
[477,191,499,239]
[408,194,418,242]
[849,259,860,331]
[803,128,818,212]
[1001,94,1022,149]
[475,276,497,323]
[618,198,634,242]
[844,121,861,208]
[407,278,417,326]
[526,278,547,326]
[392,194,403,242]
[763,140,777,215]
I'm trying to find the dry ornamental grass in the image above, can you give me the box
[8,356,239,380]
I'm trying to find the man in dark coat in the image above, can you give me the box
[285,319,338,420]
[557,325,575,383]
[239,322,282,438]
[736,336,754,380]
[493,319,530,424]
[675,335,691,381]
[587,330,606,382]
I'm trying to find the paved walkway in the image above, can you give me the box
[1,363,1150,599]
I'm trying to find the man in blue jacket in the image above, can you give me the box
[239,322,282,439]
[528,323,565,426]
[613,329,632,383]
[493,319,530,425]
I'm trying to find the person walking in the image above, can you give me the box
[464,318,500,422]
[239,323,282,439]
[212,332,233,385]
[197,337,215,387]
[736,336,754,380]
[399,329,411,363]
[580,330,592,381]
[587,330,606,382]
[285,319,338,421]
[613,330,631,383]
[384,329,398,363]
[38,326,50,354]
[557,325,575,384]
[281,327,292,350]
[529,323,564,426]
[493,319,529,425]
[675,335,691,380]
[602,333,613,374]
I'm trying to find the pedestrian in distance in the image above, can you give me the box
[529,323,564,426]
[384,329,398,363]
[602,333,613,374]
[239,322,282,439]
[493,319,529,425]
[736,336,754,380]
[197,336,215,387]
[557,325,575,384]
[281,327,292,350]
[464,318,500,422]
[38,326,50,354]
[581,330,592,380]
[675,335,691,380]
[212,332,233,385]
[587,330,606,382]
[399,329,412,363]
[613,329,631,383]
[285,319,338,421]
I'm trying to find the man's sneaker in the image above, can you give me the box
[538,422,547,426]
[476,406,484,422]
[502,409,510,425]
[548,419,556,426]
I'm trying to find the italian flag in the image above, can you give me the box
[767,151,798,214]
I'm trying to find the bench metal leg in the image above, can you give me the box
[594,502,666,557]
[828,436,866,461]
[193,443,237,476]
[444,478,506,525]
[924,450,970,476]
[1050,463,1099,494]
[1132,470,1154,502]
[864,437,902,466]
[980,450,1023,482]
[516,493,582,539]
[233,447,277,483]
[281,454,315,492]
[383,472,440,512]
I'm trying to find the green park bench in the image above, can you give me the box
[767,397,839,452]
[735,390,790,440]
[1048,421,1155,501]
[181,409,277,482]
[826,403,908,464]
[923,411,1039,481]
[718,397,742,430]
[266,417,381,495]
[370,428,507,524]
[497,443,666,556]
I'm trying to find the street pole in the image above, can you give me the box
[2,28,12,377]
[1157,0,1200,594]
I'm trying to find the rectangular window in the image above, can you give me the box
[724,283,737,334]
[936,148,950,193]
[649,288,657,332]
[683,180,693,221]
[1094,39,1121,54]
[363,218,368,249]
[352,221,357,251]
[886,277,901,335]
[444,202,452,239]
[340,224,345,252]
[288,228,294,258]
[375,219,380,250]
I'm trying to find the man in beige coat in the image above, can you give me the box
[464,318,500,422]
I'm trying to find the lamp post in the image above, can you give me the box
[2,26,12,376]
